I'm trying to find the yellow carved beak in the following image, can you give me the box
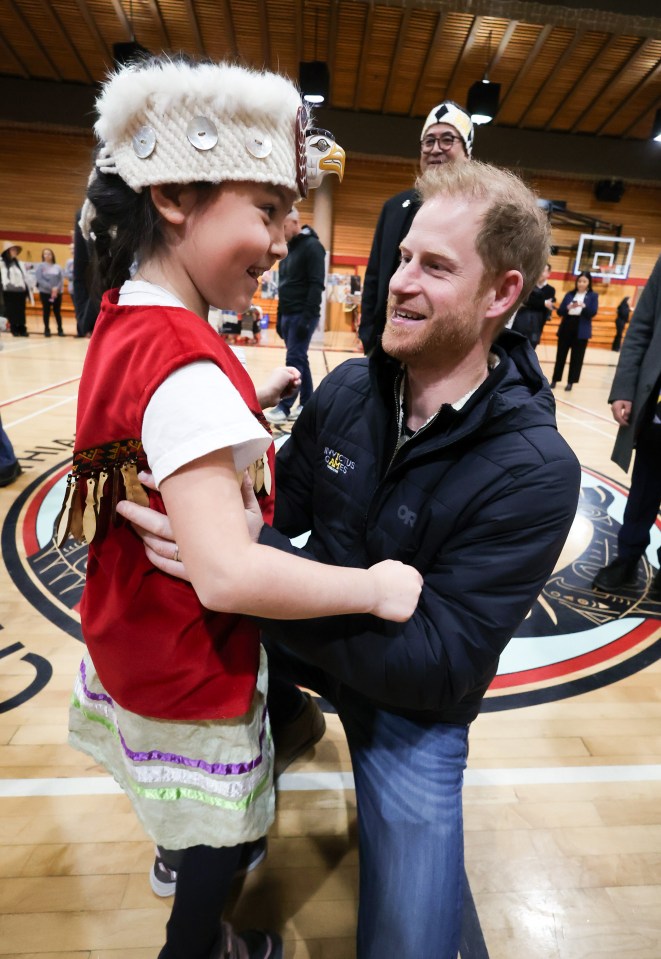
[319,142,346,182]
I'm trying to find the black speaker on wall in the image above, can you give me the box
[594,179,625,203]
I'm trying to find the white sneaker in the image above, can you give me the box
[264,408,288,425]
[288,406,303,420]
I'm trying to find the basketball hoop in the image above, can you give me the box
[602,266,615,286]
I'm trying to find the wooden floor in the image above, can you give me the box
[1,315,660,958]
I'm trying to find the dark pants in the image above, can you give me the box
[552,333,588,384]
[156,843,243,959]
[276,312,317,415]
[267,644,468,959]
[612,320,626,352]
[3,290,28,336]
[0,414,17,470]
[617,421,661,565]
[39,292,63,332]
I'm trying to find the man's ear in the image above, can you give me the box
[484,270,524,320]
[149,184,197,225]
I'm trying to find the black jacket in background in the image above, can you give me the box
[359,188,419,354]
[260,331,580,723]
[277,225,325,324]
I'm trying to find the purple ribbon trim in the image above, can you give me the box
[79,658,266,776]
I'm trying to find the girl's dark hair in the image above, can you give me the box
[86,148,218,299]
[86,157,165,297]
[575,270,592,292]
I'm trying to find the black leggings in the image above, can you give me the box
[157,843,243,959]
[40,292,63,331]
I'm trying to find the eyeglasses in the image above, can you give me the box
[420,133,463,152]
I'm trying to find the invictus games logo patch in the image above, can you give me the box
[324,447,355,475]
[3,458,661,713]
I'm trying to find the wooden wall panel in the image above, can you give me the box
[3,127,661,313]
[0,125,93,237]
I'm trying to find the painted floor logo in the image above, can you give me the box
[3,460,661,709]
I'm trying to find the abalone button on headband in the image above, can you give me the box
[245,130,273,159]
[132,125,156,158]
[187,116,218,151]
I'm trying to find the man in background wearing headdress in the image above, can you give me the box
[358,101,474,355]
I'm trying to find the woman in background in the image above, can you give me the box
[551,271,598,392]
[35,248,65,337]
[0,242,30,337]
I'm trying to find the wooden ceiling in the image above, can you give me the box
[1,0,661,143]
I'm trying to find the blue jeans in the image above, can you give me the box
[277,313,317,415]
[0,415,17,470]
[267,646,468,959]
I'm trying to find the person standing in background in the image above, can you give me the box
[72,210,101,337]
[512,262,555,349]
[551,271,598,392]
[35,248,65,337]
[593,257,661,597]
[0,242,30,337]
[265,208,326,425]
[612,295,630,351]
[358,101,474,356]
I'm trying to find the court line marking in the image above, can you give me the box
[1,765,659,797]
[5,396,76,429]
[0,376,81,408]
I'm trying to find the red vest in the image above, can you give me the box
[74,291,275,720]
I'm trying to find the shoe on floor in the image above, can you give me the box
[272,691,326,778]
[564,383,573,391]
[287,406,303,420]
[150,851,178,897]
[0,460,22,488]
[646,569,661,603]
[592,557,639,592]
[149,837,268,898]
[550,380,558,388]
[264,407,288,426]
[211,920,283,959]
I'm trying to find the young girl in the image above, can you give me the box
[61,56,422,959]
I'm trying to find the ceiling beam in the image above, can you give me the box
[621,93,661,139]
[110,0,133,40]
[486,20,517,77]
[445,15,481,104]
[183,0,205,57]
[543,34,619,130]
[37,0,95,83]
[596,56,661,135]
[353,1,375,110]
[381,4,412,113]
[8,0,62,80]
[0,27,29,79]
[73,0,113,66]
[409,11,448,117]
[495,24,553,121]
[144,0,171,51]
[570,36,654,133]
[517,30,581,127]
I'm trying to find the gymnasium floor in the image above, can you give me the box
[1,318,660,958]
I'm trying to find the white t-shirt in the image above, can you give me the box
[118,280,270,486]
[568,291,586,316]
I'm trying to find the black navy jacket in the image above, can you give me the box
[277,225,325,324]
[359,188,419,354]
[260,331,580,723]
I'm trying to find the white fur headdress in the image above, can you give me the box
[92,58,309,196]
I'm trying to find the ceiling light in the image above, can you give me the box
[652,108,661,143]
[467,79,500,125]
[299,61,330,105]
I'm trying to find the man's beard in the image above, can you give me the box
[382,297,482,366]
